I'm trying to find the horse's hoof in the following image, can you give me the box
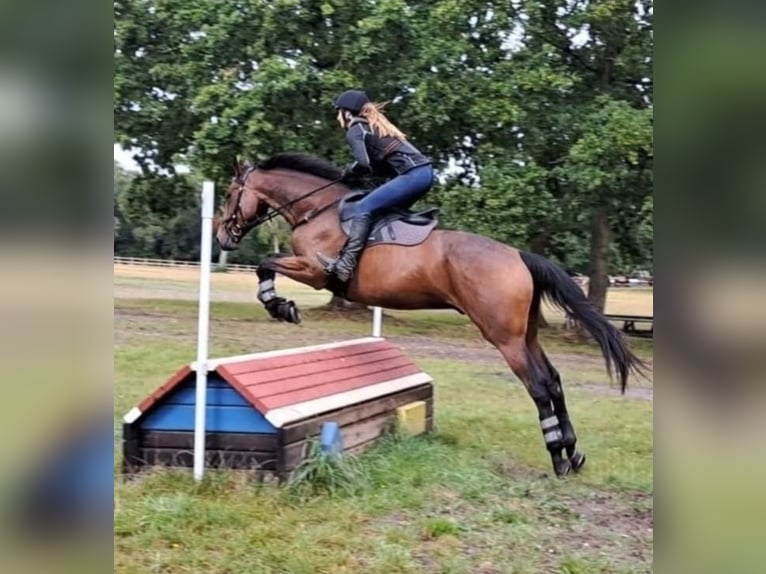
[264,298,284,320]
[570,451,586,473]
[282,301,301,324]
[554,459,572,478]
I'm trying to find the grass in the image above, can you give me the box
[114,268,653,574]
[287,439,368,499]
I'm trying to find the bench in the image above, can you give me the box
[604,314,653,338]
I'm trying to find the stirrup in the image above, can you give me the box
[316,251,339,273]
[316,249,358,282]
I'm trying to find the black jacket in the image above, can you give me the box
[345,118,431,177]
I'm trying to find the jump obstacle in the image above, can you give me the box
[122,182,434,480]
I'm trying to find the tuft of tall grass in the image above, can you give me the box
[286,439,368,500]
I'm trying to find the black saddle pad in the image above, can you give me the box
[338,191,439,247]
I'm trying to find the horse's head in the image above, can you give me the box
[215,158,270,251]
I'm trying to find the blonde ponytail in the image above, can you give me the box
[359,102,406,140]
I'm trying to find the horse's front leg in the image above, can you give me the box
[256,254,327,324]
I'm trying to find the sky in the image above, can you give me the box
[114,143,190,174]
[113,143,140,172]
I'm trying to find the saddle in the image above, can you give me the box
[338,191,439,247]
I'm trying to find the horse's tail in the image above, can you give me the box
[519,251,647,392]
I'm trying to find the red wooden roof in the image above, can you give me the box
[130,338,431,427]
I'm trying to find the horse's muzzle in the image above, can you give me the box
[215,227,239,251]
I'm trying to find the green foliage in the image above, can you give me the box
[286,439,366,499]
[114,0,653,281]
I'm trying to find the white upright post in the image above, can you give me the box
[372,306,383,337]
[193,181,215,481]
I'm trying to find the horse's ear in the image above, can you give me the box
[231,156,241,177]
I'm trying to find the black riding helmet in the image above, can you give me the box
[333,89,369,115]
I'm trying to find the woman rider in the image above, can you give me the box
[317,89,434,283]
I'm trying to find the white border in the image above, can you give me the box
[123,406,142,424]
[264,372,433,428]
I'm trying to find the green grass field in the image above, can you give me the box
[114,266,653,573]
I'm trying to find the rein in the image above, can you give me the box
[223,168,344,243]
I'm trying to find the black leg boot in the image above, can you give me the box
[317,214,372,282]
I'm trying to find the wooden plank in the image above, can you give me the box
[341,411,398,450]
[281,440,314,471]
[281,404,431,471]
[280,412,393,471]
[281,384,433,444]
[276,428,287,481]
[344,414,433,457]
[258,364,422,411]
[140,448,277,471]
[122,423,142,474]
[344,436,379,457]
[238,355,415,398]
[282,437,378,477]
[224,344,399,378]
[266,375,433,428]
[140,431,277,452]
[229,348,406,387]
[163,386,251,407]
[219,340,395,376]
[137,366,192,412]
[140,404,277,434]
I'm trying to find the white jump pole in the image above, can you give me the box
[193,181,215,481]
[372,306,383,337]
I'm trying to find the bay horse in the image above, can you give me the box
[215,153,646,477]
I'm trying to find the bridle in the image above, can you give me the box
[221,166,345,245]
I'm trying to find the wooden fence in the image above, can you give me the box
[114,256,258,273]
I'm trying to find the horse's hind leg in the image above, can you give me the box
[532,344,586,473]
[497,337,572,477]
[525,303,586,473]
[446,248,570,475]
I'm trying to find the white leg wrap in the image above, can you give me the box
[258,279,277,303]
[544,429,563,444]
[540,416,559,430]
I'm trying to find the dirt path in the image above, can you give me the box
[387,335,653,400]
[115,308,653,401]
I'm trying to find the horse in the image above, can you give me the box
[214,152,646,477]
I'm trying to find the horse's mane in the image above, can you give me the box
[256,152,342,181]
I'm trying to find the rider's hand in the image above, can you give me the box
[341,162,358,180]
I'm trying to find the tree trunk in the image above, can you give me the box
[586,205,611,313]
[217,249,228,268]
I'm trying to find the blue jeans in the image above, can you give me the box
[353,164,434,218]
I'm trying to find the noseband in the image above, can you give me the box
[223,166,255,248]
[221,166,257,245]
[221,166,344,245]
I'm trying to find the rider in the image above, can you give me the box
[317,89,434,283]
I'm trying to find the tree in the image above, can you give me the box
[114,0,653,313]
[467,0,654,311]
[114,162,138,254]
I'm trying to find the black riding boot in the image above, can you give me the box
[317,214,372,282]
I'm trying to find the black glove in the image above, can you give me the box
[341,162,359,180]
